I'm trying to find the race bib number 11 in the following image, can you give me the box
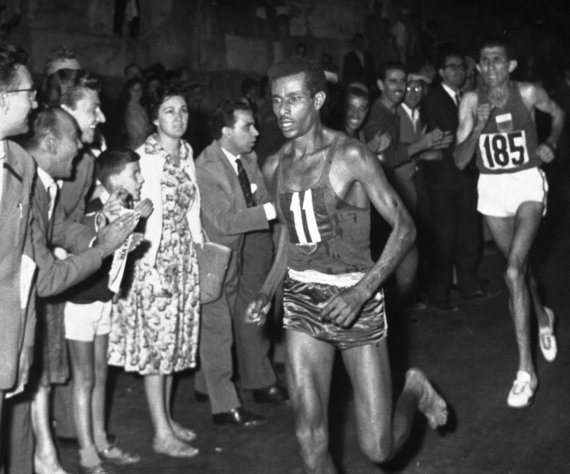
[478,130,529,170]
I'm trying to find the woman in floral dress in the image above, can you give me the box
[109,85,203,458]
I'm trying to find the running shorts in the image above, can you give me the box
[477,167,548,217]
[283,268,387,350]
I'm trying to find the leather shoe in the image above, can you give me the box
[212,407,266,428]
[253,384,290,405]
[194,390,209,403]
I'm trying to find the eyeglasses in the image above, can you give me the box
[5,87,37,100]
[406,85,423,93]
[444,64,466,71]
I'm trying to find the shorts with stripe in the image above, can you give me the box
[283,269,387,350]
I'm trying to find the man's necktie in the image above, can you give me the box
[235,158,255,207]
[455,91,461,107]
[47,182,58,221]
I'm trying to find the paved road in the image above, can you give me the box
[59,189,570,474]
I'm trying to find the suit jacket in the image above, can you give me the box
[364,99,410,168]
[0,141,36,389]
[342,49,375,86]
[196,141,270,253]
[58,150,95,221]
[396,104,423,180]
[31,171,102,298]
[421,84,470,186]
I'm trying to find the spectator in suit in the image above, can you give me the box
[421,52,486,312]
[195,100,287,429]
[342,33,375,90]
[394,73,432,309]
[24,107,139,474]
[0,42,38,473]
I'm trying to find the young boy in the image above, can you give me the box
[64,148,152,473]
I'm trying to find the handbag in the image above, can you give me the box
[195,232,231,304]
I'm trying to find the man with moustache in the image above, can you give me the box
[247,56,447,473]
[455,38,564,408]
[363,62,451,307]
[195,100,286,429]
[364,61,451,170]
[0,42,38,472]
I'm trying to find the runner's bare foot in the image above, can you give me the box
[406,368,448,429]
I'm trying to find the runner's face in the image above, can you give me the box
[379,68,406,106]
[272,73,323,139]
[344,94,369,133]
[477,47,514,88]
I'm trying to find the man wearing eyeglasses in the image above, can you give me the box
[421,51,487,313]
[454,38,565,408]
[0,41,38,473]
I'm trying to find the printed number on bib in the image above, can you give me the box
[478,130,529,170]
[289,190,322,245]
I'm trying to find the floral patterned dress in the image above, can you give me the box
[109,137,200,375]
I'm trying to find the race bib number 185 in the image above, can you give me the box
[478,130,529,171]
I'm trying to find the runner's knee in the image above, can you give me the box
[504,261,525,288]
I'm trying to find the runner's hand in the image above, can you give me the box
[476,103,493,129]
[245,293,271,326]
[321,287,367,328]
[536,142,556,163]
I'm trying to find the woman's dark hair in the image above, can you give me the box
[149,84,187,122]
[209,99,251,140]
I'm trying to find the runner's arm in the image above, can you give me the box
[530,83,565,161]
[321,141,415,326]
[454,92,486,170]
